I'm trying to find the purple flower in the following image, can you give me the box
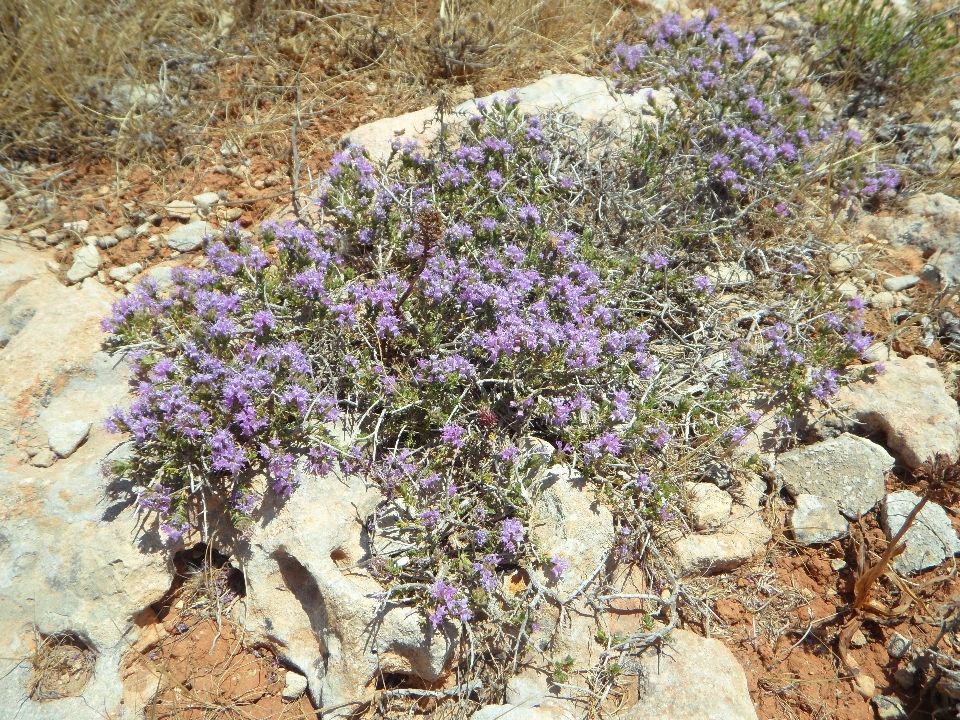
[421,509,441,528]
[692,275,714,294]
[440,424,466,448]
[517,205,542,226]
[550,555,570,579]
[500,518,524,552]
[645,252,669,270]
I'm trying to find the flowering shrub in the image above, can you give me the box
[104,26,878,637]
[607,12,897,229]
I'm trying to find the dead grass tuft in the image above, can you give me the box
[0,0,621,168]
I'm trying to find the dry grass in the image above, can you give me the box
[0,0,622,168]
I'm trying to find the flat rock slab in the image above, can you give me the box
[790,494,849,545]
[831,356,960,468]
[881,491,960,575]
[668,505,771,576]
[341,74,671,165]
[779,433,893,519]
[66,245,100,284]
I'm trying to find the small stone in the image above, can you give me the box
[883,275,920,292]
[167,221,214,252]
[872,695,906,720]
[223,207,243,222]
[854,673,876,699]
[63,219,90,235]
[850,629,867,647]
[109,263,143,283]
[96,235,119,249]
[281,670,307,702]
[861,342,889,363]
[837,281,859,299]
[0,199,11,229]
[685,482,733,531]
[135,222,151,236]
[29,448,56,467]
[66,245,101,284]
[830,558,848,571]
[114,225,134,240]
[829,250,860,273]
[47,420,92,458]
[893,667,915,690]
[881,491,960,575]
[887,632,912,659]
[704,262,754,286]
[193,192,220,210]
[779,433,894,520]
[789,494,849,545]
[28,228,47,241]
[870,291,896,309]
[165,200,196,220]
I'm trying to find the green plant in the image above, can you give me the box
[813,0,958,105]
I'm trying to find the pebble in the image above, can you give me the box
[882,275,920,292]
[27,228,47,242]
[872,695,906,720]
[281,671,308,702]
[96,235,119,249]
[829,250,860,273]
[135,222,152,236]
[165,200,196,220]
[29,448,57,467]
[829,558,848,571]
[47,420,92,458]
[837,281,859,299]
[109,263,143,283]
[854,673,876,699]
[861,342,889,363]
[870,291,896,309]
[893,667,916,690]
[63,219,90,235]
[0,200,11,230]
[222,207,243,222]
[887,632,913,659]
[193,191,220,210]
[850,629,867,647]
[167,221,214,252]
[115,225,135,240]
[66,245,101,284]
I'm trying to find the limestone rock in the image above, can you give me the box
[778,433,893,519]
[167,221,214,252]
[29,448,56,467]
[870,291,896,309]
[471,705,574,720]
[63,219,89,235]
[0,200,10,230]
[881,491,960,575]
[342,74,671,165]
[684,482,733,531]
[620,628,759,720]
[668,481,771,576]
[281,671,308,702]
[109,263,143,283]
[883,275,920,292]
[0,245,173,720]
[789,494,849,545]
[530,465,614,596]
[66,245,101,284]
[830,356,960,468]
[704,262,754,286]
[242,470,456,713]
[856,193,960,285]
[164,199,196,221]
[192,192,220,210]
[96,235,119,249]
[47,420,91,458]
